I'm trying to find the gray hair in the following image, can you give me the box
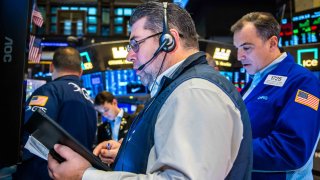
[129,2,199,49]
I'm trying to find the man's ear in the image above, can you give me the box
[112,98,118,106]
[269,36,278,49]
[168,29,180,51]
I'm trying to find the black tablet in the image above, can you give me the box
[24,109,111,171]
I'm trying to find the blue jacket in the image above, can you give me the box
[241,53,320,179]
[114,52,252,179]
[14,75,97,180]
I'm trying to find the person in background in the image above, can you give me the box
[94,91,134,144]
[13,47,97,180]
[231,12,320,179]
[132,104,145,117]
[47,2,252,179]
[206,52,219,71]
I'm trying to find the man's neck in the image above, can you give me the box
[259,50,282,72]
[52,71,80,80]
[161,48,199,74]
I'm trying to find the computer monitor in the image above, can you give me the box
[280,7,320,47]
[219,71,233,81]
[292,7,320,45]
[105,69,147,96]
[81,71,105,99]
[118,103,137,115]
[283,43,320,71]
[25,79,47,101]
[0,0,32,167]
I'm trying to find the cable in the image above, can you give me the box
[149,52,167,95]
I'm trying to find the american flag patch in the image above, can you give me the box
[29,96,48,106]
[295,89,319,111]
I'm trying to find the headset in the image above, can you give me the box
[137,2,176,71]
[159,2,176,52]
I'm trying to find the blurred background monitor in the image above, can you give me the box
[25,79,47,101]
[105,69,147,97]
[279,7,320,47]
[81,71,104,99]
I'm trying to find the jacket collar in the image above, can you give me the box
[156,51,207,96]
[243,53,295,102]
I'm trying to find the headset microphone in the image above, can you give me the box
[137,39,168,71]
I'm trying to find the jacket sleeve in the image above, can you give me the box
[252,75,320,171]
[24,85,59,124]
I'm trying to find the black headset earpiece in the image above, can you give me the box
[159,2,175,53]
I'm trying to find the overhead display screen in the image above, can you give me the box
[78,40,132,74]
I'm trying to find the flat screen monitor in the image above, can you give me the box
[81,72,105,99]
[292,7,320,45]
[118,103,137,114]
[199,39,240,71]
[25,79,47,101]
[283,43,320,71]
[219,71,233,82]
[78,40,131,74]
[279,7,320,47]
[279,18,295,47]
[219,68,249,92]
[105,69,147,96]
[0,0,31,167]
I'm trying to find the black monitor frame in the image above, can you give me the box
[0,0,32,167]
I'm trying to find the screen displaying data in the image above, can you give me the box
[105,69,147,96]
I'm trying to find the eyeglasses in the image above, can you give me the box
[126,32,162,53]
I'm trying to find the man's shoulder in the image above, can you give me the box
[270,63,320,95]
[46,77,83,91]
[39,78,68,88]
[31,80,56,95]
[287,63,318,81]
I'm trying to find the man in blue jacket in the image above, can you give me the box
[231,12,320,179]
[13,47,97,179]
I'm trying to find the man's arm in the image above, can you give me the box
[84,79,244,179]
[252,76,320,171]
[48,79,244,179]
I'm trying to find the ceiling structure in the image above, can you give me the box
[40,0,294,44]
[185,0,291,42]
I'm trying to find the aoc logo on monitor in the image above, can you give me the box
[297,48,318,68]
[3,36,13,63]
